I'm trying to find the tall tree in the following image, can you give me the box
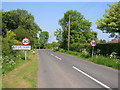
[97,2,120,38]
[57,10,97,49]
[2,9,42,46]
[39,31,49,48]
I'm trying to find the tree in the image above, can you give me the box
[44,42,60,49]
[39,31,49,48]
[97,2,120,38]
[56,10,97,49]
[54,28,63,42]
[2,9,42,46]
[2,9,42,74]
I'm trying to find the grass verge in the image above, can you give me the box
[54,49,120,70]
[2,51,38,88]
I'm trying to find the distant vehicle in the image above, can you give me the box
[37,47,41,49]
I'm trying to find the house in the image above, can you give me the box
[109,38,120,43]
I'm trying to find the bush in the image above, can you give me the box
[70,42,120,59]
[2,37,27,75]
[59,49,66,52]
[70,43,91,53]
[94,43,120,58]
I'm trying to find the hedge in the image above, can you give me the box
[70,43,120,58]
[94,43,120,58]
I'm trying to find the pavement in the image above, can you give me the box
[38,49,119,89]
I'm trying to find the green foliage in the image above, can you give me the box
[68,42,120,59]
[97,39,106,44]
[2,9,41,74]
[94,43,120,58]
[39,31,49,48]
[97,2,120,38]
[2,9,42,46]
[90,56,120,69]
[70,43,91,53]
[54,28,63,41]
[44,42,60,50]
[2,31,27,75]
[55,10,97,49]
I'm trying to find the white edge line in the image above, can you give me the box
[72,66,112,90]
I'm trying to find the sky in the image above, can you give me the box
[2,2,117,42]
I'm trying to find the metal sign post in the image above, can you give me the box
[92,47,94,57]
[90,40,97,57]
[25,51,27,60]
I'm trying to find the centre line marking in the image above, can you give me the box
[72,66,112,90]
[55,56,62,60]
[51,53,54,56]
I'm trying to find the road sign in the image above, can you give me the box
[22,38,30,45]
[90,40,97,47]
[90,40,97,57]
[12,45,31,50]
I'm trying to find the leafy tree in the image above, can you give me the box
[56,10,97,49]
[54,28,63,47]
[39,31,49,48]
[2,9,42,74]
[2,9,42,46]
[97,2,120,38]
[44,42,60,49]
[51,42,60,49]
[54,28,63,42]
[2,31,21,56]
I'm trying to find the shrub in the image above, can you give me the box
[70,42,120,59]
[94,43,120,58]
[2,37,27,75]
[70,43,91,53]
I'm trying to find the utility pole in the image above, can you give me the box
[68,15,70,51]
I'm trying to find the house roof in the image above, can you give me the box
[109,38,120,43]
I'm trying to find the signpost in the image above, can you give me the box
[90,40,97,57]
[12,38,31,60]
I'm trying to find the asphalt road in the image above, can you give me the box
[38,49,119,89]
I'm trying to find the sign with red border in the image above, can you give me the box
[22,38,30,46]
[90,40,97,47]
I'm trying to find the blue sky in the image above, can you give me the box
[3,2,116,42]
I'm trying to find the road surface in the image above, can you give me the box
[38,49,119,89]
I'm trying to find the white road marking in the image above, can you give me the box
[72,66,112,90]
[51,53,54,56]
[55,56,62,60]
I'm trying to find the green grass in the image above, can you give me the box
[54,49,120,70]
[0,56,2,90]
[2,51,38,88]
[0,68,1,90]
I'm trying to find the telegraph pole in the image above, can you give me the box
[68,15,70,51]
